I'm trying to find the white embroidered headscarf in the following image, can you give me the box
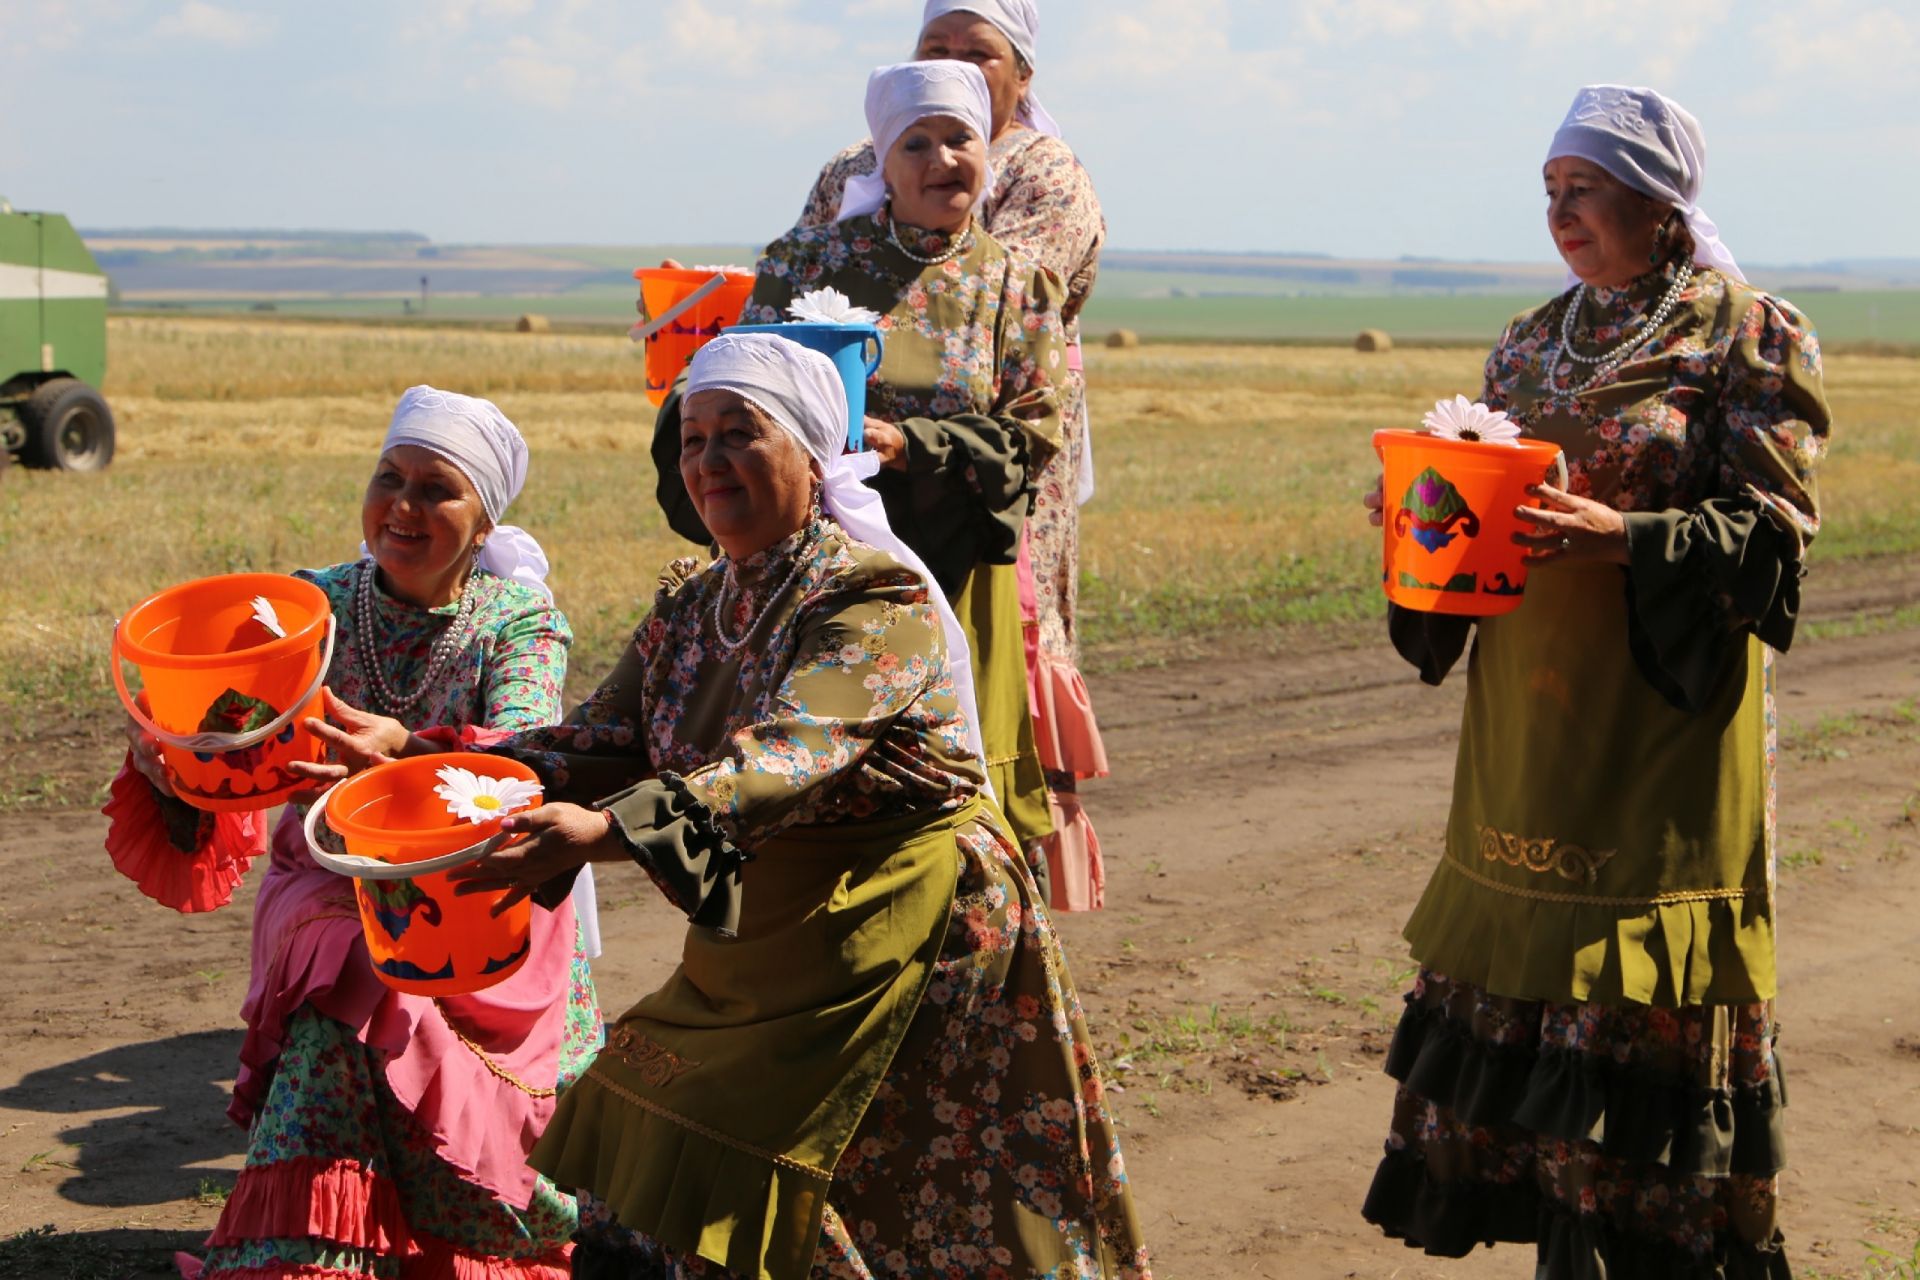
[920,0,1060,138]
[372,385,552,601]
[684,333,991,777]
[1546,84,1745,284]
[835,60,996,225]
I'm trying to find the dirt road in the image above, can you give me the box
[2,560,1916,1278]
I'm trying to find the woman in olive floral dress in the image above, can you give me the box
[795,0,1113,910]
[1359,87,1827,1278]
[106,387,600,1279]
[358,334,1150,1279]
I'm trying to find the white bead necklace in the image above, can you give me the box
[351,557,479,717]
[885,209,973,266]
[1552,261,1694,400]
[708,529,817,656]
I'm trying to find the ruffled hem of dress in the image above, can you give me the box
[187,1158,570,1279]
[102,757,266,913]
[1029,650,1109,779]
[1039,791,1104,912]
[529,1067,827,1280]
[1363,1148,1793,1278]
[1384,995,1787,1178]
[1403,856,1777,1007]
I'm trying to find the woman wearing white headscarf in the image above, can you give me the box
[423,334,1151,1279]
[1359,86,1827,1278]
[106,386,598,1280]
[791,4,1114,911]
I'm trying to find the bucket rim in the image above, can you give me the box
[633,265,756,284]
[325,751,543,849]
[115,572,333,672]
[1371,427,1565,462]
[726,320,881,337]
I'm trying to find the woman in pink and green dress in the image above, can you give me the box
[106,387,600,1279]
[1359,86,1828,1278]
[796,0,1113,911]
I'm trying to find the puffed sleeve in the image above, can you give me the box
[597,563,948,936]
[982,136,1105,327]
[1387,327,1517,682]
[1621,293,1831,710]
[868,263,1068,595]
[478,591,572,730]
[795,142,875,230]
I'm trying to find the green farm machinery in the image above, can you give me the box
[0,198,115,470]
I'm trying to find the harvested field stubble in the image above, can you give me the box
[4,318,1918,782]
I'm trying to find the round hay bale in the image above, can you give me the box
[515,313,552,334]
[1105,328,1140,349]
[1354,328,1393,353]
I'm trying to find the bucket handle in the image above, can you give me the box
[1544,449,1569,492]
[301,779,530,881]
[112,615,338,754]
[629,272,730,343]
[861,329,884,377]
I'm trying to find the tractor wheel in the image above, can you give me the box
[21,378,116,471]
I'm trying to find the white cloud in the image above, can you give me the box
[1757,3,1916,94]
[492,36,579,109]
[154,0,272,46]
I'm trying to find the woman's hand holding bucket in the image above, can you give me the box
[288,688,416,794]
[446,803,628,914]
[1362,475,1385,528]
[862,417,908,471]
[1511,482,1629,565]
[123,693,177,798]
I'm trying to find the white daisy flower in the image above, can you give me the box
[788,287,883,326]
[250,595,288,638]
[433,765,541,824]
[1422,394,1522,445]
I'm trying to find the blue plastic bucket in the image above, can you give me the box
[725,322,884,450]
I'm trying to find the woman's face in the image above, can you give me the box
[680,390,817,559]
[362,445,491,605]
[884,113,988,234]
[1543,157,1668,288]
[915,12,1029,138]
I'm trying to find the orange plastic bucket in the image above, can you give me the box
[112,572,335,812]
[1372,429,1568,616]
[306,753,541,996]
[633,268,757,406]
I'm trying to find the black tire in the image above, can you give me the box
[20,378,116,471]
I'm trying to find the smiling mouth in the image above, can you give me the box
[382,524,428,543]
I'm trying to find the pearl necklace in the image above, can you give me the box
[1552,261,1693,399]
[709,530,816,656]
[351,557,479,717]
[885,211,973,266]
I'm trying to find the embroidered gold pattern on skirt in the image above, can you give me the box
[606,1024,700,1087]
[1477,825,1617,886]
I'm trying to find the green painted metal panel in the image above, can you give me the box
[38,216,107,386]
[0,212,40,380]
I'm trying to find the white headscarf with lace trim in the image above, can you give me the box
[920,0,1060,137]
[1546,84,1745,284]
[835,60,995,225]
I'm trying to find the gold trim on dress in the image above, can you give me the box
[1445,851,1758,907]
[436,1000,559,1098]
[1476,824,1618,886]
[584,1065,833,1181]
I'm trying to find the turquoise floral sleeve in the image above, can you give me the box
[480,597,573,731]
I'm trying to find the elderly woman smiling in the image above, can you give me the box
[1360,86,1828,1279]
[379,335,1154,1279]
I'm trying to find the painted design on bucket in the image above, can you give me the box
[359,878,445,941]
[1393,467,1481,551]
[190,688,298,772]
[479,935,533,975]
[375,955,457,983]
[1397,570,1478,594]
[1483,572,1527,597]
[1477,825,1617,886]
[606,1023,701,1087]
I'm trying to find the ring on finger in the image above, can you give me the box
[1559,536,1572,552]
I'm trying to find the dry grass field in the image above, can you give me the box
[5,316,1918,787]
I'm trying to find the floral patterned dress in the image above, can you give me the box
[104,563,602,1280]
[1363,258,1829,1279]
[493,514,1151,1280]
[800,126,1114,911]
[737,208,1068,859]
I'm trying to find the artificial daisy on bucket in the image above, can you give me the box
[787,287,882,326]
[250,596,288,639]
[434,765,541,824]
[1422,394,1521,445]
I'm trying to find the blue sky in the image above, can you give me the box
[2,0,1912,265]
